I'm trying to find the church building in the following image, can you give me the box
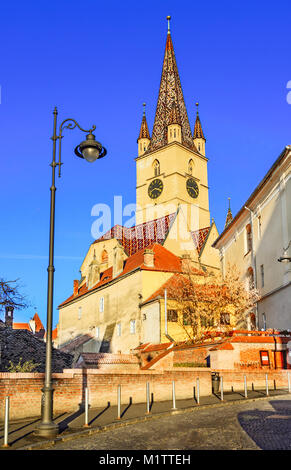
[56,18,220,353]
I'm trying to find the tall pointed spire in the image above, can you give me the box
[193,102,206,140]
[224,198,233,229]
[147,16,194,153]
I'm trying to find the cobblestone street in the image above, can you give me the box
[43,395,291,450]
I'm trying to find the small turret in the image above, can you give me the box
[137,103,151,156]
[224,198,233,229]
[193,102,206,156]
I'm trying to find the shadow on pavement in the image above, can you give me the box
[238,400,291,450]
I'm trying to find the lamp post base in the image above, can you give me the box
[35,421,59,439]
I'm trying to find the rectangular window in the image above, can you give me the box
[201,316,214,328]
[260,264,264,288]
[262,313,266,331]
[95,327,100,338]
[220,312,230,325]
[130,320,136,334]
[246,224,252,253]
[78,307,82,320]
[260,350,270,366]
[99,297,104,313]
[117,323,122,337]
[168,309,178,322]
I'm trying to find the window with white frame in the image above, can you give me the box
[117,323,122,336]
[78,307,82,320]
[130,320,136,334]
[99,297,104,313]
[95,326,100,338]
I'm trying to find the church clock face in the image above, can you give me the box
[186,177,199,198]
[148,178,163,199]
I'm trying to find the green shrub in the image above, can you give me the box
[7,358,40,372]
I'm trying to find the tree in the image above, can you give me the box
[0,278,29,315]
[167,263,260,343]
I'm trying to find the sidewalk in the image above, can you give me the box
[1,388,290,450]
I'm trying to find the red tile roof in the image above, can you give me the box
[59,243,182,308]
[13,323,31,331]
[32,313,44,332]
[94,213,176,257]
[52,326,58,341]
[191,227,210,253]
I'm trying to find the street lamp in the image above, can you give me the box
[35,107,107,438]
[278,241,291,263]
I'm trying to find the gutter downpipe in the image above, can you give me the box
[164,289,175,344]
[244,205,258,329]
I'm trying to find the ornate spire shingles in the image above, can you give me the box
[193,102,206,141]
[224,198,233,229]
[137,103,150,141]
[147,19,194,153]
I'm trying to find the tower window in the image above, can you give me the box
[78,307,82,320]
[117,323,122,336]
[99,297,104,313]
[188,159,194,175]
[174,129,176,138]
[153,160,160,176]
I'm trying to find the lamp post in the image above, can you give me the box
[278,242,291,263]
[35,107,106,438]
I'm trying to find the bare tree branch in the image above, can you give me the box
[0,278,30,314]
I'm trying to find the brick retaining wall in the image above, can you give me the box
[0,368,211,421]
[212,369,290,391]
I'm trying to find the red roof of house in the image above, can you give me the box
[32,313,44,332]
[59,243,182,308]
[52,326,58,341]
[13,322,31,331]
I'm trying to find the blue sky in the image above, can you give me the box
[0,0,290,327]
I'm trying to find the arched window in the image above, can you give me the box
[188,159,194,175]
[101,249,108,263]
[246,223,252,253]
[247,266,254,290]
[153,160,160,176]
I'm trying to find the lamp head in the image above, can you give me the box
[74,132,107,163]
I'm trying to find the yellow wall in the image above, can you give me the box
[135,142,210,230]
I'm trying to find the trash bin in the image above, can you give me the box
[212,373,220,394]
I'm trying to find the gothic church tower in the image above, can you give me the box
[135,17,210,232]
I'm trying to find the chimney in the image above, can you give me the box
[73,280,79,296]
[5,305,14,328]
[144,248,154,267]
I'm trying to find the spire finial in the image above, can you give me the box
[167,16,171,34]
[228,197,231,209]
[195,102,199,115]
[143,102,146,116]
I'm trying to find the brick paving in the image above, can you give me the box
[0,390,291,450]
